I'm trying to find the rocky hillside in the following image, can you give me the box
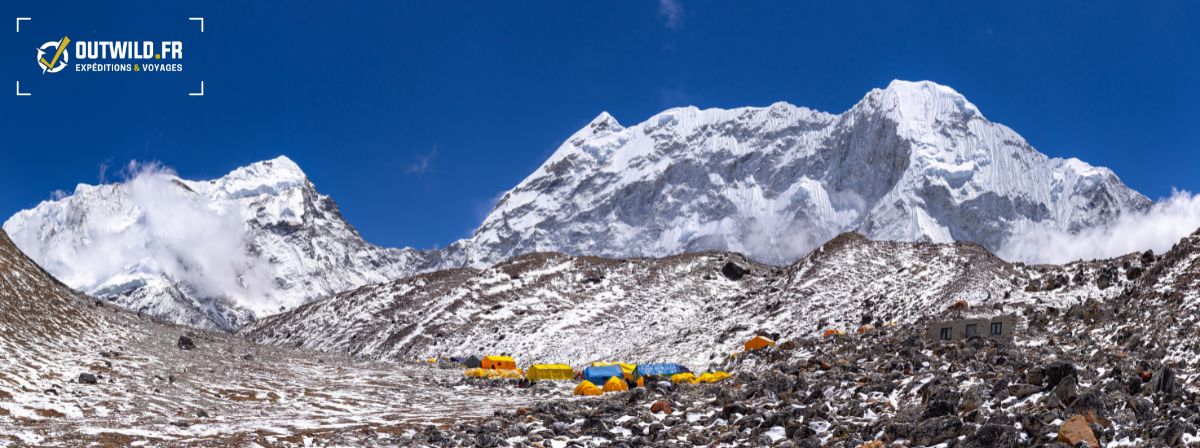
[0,230,549,446]
[245,231,1143,368]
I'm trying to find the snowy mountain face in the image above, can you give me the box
[2,157,439,330]
[246,233,1139,368]
[463,80,1151,266]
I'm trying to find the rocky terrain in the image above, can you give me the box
[5,222,1200,446]
[413,313,1198,447]
[0,230,541,446]
[384,231,1200,447]
[246,232,1142,369]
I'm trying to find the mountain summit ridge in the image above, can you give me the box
[460,79,1150,266]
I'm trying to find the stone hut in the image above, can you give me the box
[926,314,1017,344]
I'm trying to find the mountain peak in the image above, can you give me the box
[862,79,983,125]
[214,156,309,199]
[572,111,624,140]
[235,156,307,180]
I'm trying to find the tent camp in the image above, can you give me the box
[481,355,516,370]
[583,365,624,385]
[526,364,575,381]
[464,355,483,368]
[602,376,628,392]
[744,335,776,351]
[634,363,689,379]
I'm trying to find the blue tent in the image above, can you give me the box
[582,365,624,385]
[634,363,688,379]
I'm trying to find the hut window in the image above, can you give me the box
[965,324,977,338]
[939,327,951,340]
[991,321,1003,336]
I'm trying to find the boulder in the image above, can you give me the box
[963,423,1020,448]
[1150,366,1177,396]
[721,262,747,281]
[1043,361,1077,389]
[1057,415,1099,448]
[650,401,673,414]
[912,415,962,446]
[1051,375,1079,406]
[177,335,196,351]
[78,373,98,385]
[920,400,956,419]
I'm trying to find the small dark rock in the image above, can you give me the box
[721,261,748,281]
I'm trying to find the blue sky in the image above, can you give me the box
[1,1,1198,249]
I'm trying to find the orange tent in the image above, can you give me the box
[822,329,845,338]
[602,376,629,392]
[481,355,516,370]
[574,381,602,396]
[744,335,776,351]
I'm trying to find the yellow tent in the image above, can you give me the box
[464,368,486,378]
[426,357,438,364]
[482,355,516,370]
[712,371,731,380]
[574,380,602,396]
[527,364,575,381]
[695,371,731,383]
[602,376,629,392]
[744,335,776,351]
[670,373,698,384]
[498,369,524,380]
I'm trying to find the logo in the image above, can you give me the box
[37,36,71,74]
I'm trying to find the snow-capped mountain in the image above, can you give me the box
[4,80,1154,331]
[461,80,1151,265]
[2,157,440,330]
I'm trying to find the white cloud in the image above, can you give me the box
[21,161,276,307]
[406,148,438,175]
[740,214,819,266]
[658,0,683,30]
[1000,190,1200,264]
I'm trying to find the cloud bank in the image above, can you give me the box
[1000,190,1200,264]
